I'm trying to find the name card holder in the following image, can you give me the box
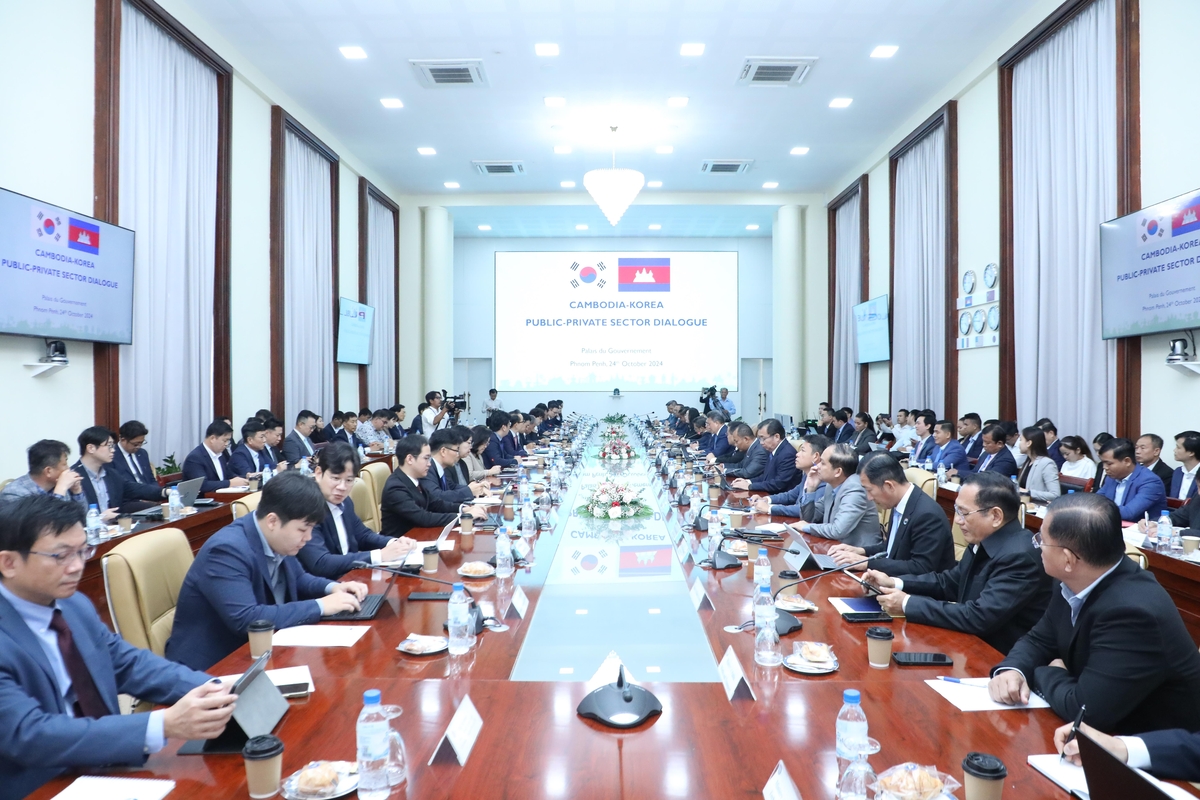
[718,646,756,702]
[504,584,530,620]
[762,760,802,800]
[428,694,483,767]
[689,577,713,611]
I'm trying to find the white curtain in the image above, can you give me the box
[283,130,335,427]
[1012,0,1116,440]
[831,193,862,410]
[366,196,396,409]
[891,125,946,414]
[118,1,217,465]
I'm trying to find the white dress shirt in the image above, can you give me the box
[1178,463,1199,500]
[327,501,381,564]
[205,445,226,480]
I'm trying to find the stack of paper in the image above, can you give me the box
[271,625,369,648]
[52,777,175,800]
[924,678,1049,712]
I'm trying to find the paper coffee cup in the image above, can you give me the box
[423,545,439,574]
[865,626,894,669]
[247,619,273,658]
[242,734,284,799]
[708,484,721,502]
[118,515,133,533]
[729,511,747,528]
[962,752,1007,800]
[1182,535,1199,554]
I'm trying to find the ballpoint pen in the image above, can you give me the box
[1061,704,1087,763]
[936,676,986,686]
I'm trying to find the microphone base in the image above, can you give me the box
[577,682,662,729]
[709,549,741,570]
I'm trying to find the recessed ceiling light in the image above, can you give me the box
[575,224,588,230]
[444,182,460,189]
[746,224,760,231]
[554,145,572,154]
[560,180,576,188]
[544,96,567,108]
[829,97,853,108]
[535,43,560,57]
[380,98,404,109]
[762,181,779,189]
[790,146,810,155]
[655,145,674,154]
[477,224,492,231]
[667,96,689,108]
[647,181,662,188]
[339,46,367,60]
[417,147,436,156]
[680,43,705,56]
[871,45,900,58]
[648,224,662,230]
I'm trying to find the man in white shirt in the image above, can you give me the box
[354,410,390,451]
[888,409,918,453]
[482,389,504,413]
[1171,431,1200,501]
[421,391,451,435]
[713,388,737,416]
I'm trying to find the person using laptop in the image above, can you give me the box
[790,444,880,548]
[181,420,250,494]
[297,442,417,579]
[1056,721,1200,782]
[166,471,368,670]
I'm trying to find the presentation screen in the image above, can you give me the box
[1100,186,1200,339]
[0,186,135,344]
[494,251,738,392]
[336,297,374,365]
[854,294,890,363]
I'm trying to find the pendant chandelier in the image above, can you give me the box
[583,126,644,226]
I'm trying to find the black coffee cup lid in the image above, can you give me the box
[242,734,284,760]
[424,544,439,553]
[865,626,894,640]
[248,619,273,633]
[962,752,1007,779]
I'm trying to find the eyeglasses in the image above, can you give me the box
[1032,532,1075,555]
[27,545,96,566]
[953,505,995,520]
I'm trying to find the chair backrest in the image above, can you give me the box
[362,462,392,511]
[1059,474,1090,493]
[1125,542,1147,569]
[0,478,13,493]
[231,490,262,520]
[102,528,194,656]
[351,477,379,532]
[1168,497,1186,510]
[905,468,937,500]
[951,519,968,561]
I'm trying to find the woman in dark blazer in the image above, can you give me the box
[850,412,877,456]
[1091,432,1114,493]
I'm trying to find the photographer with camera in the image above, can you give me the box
[699,386,718,414]
[421,391,453,435]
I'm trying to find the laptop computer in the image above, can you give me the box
[782,534,838,571]
[324,575,395,622]
[131,476,207,518]
[1078,731,1174,800]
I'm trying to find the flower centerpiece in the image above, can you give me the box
[576,480,654,519]
[600,425,626,441]
[601,413,627,425]
[597,438,638,460]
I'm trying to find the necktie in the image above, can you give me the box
[439,470,448,490]
[267,558,287,605]
[127,452,142,480]
[48,610,107,718]
[980,454,992,471]
[887,508,903,557]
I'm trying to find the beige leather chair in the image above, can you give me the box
[951,520,968,561]
[102,528,193,656]
[905,468,938,500]
[231,490,262,520]
[362,462,392,511]
[351,477,380,532]
[1125,542,1147,569]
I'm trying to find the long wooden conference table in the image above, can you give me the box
[31,430,1200,799]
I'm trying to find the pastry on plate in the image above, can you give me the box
[295,762,339,794]
[799,642,833,663]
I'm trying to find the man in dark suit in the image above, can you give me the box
[908,410,938,465]
[110,420,159,492]
[793,444,882,549]
[816,403,836,439]
[182,420,250,494]
[381,436,487,537]
[297,442,416,579]
[1135,433,1175,494]
[864,472,1051,654]
[829,452,956,576]
[167,471,367,671]
[1096,437,1167,522]
[1169,431,1200,502]
[703,411,732,459]
[930,420,971,475]
[723,424,770,482]
[422,429,484,507]
[958,413,984,459]
[990,493,1200,734]
[450,426,478,486]
[752,434,831,518]
[322,411,352,445]
[729,419,800,493]
[73,426,165,517]
[831,410,855,444]
[1055,720,1200,782]
[706,420,744,467]
[1038,419,1066,469]
[0,495,236,797]
[229,418,273,478]
[262,417,287,468]
[483,410,517,469]
[973,424,1019,478]
[281,410,319,466]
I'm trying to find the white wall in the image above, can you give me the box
[0,0,97,479]
[453,236,772,420]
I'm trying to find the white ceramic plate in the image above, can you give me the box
[396,634,449,656]
[458,562,496,578]
[281,761,358,799]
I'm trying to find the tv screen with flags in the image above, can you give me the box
[494,251,738,392]
[0,186,135,344]
[1100,186,1200,339]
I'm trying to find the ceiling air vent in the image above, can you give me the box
[736,57,817,87]
[410,59,490,88]
[472,161,525,175]
[701,160,753,175]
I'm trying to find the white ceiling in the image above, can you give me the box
[452,203,775,237]
[188,0,1041,197]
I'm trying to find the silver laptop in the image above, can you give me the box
[783,534,837,571]
[175,477,205,506]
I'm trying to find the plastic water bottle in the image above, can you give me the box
[1159,510,1176,555]
[358,444,367,460]
[519,473,530,503]
[261,465,272,485]
[299,457,311,475]
[923,457,933,472]
[521,499,536,538]
[936,463,947,486]
[356,689,391,800]
[495,528,514,577]
[753,548,772,590]
[448,582,474,655]
[835,689,870,765]
[167,487,183,521]
[85,505,103,545]
[753,586,781,666]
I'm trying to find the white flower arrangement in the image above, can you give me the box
[597,439,638,460]
[577,480,653,519]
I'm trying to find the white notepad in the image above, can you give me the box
[52,776,174,800]
[923,678,1049,712]
[271,624,369,648]
[1027,753,1194,800]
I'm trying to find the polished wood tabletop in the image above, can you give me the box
[31,430,1200,799]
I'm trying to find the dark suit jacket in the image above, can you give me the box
[974,447,1019,478]
[850,429,877,456]
[931,440,971,475]
[865,486,956,577]
[1170,467,1200,501]
[817,422,836,439]
[380,470,457,537]
[166,515,331,671]
[1169,492,1200,528]
[501,432,523,458]
[483,432,516,468]
[1140,728,1200,780]
[0,592,209,798]
[181,444,233,493]
[832,424,854,444]
[1047,439,1065,468]
[696,432,713,454]
[323,425,353,446]
[264,444,282,468]
[725,439,768,480]
[900,519,1051,655]
[72,461,160,511]
[961,433,984,460]
[420,462,474,508]
[750,439,800,493]
[297,497,394,579]
[228,443,270,479]
[714,444,744,466]
[282,430,316,465]
[705,426,732,459]
[109,447,157,490]
[1150,460,1175,494]
[1097,464,1167,522]
[995,558,1200,734]
[913,436,937,464]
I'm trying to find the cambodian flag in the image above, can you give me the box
[618,544,672,577]
[67,218,100,254]
[1173,200,1200,237]
[617,257,670,292]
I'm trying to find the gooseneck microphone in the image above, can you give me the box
[351,562,489,635]
[770,557,872,599]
